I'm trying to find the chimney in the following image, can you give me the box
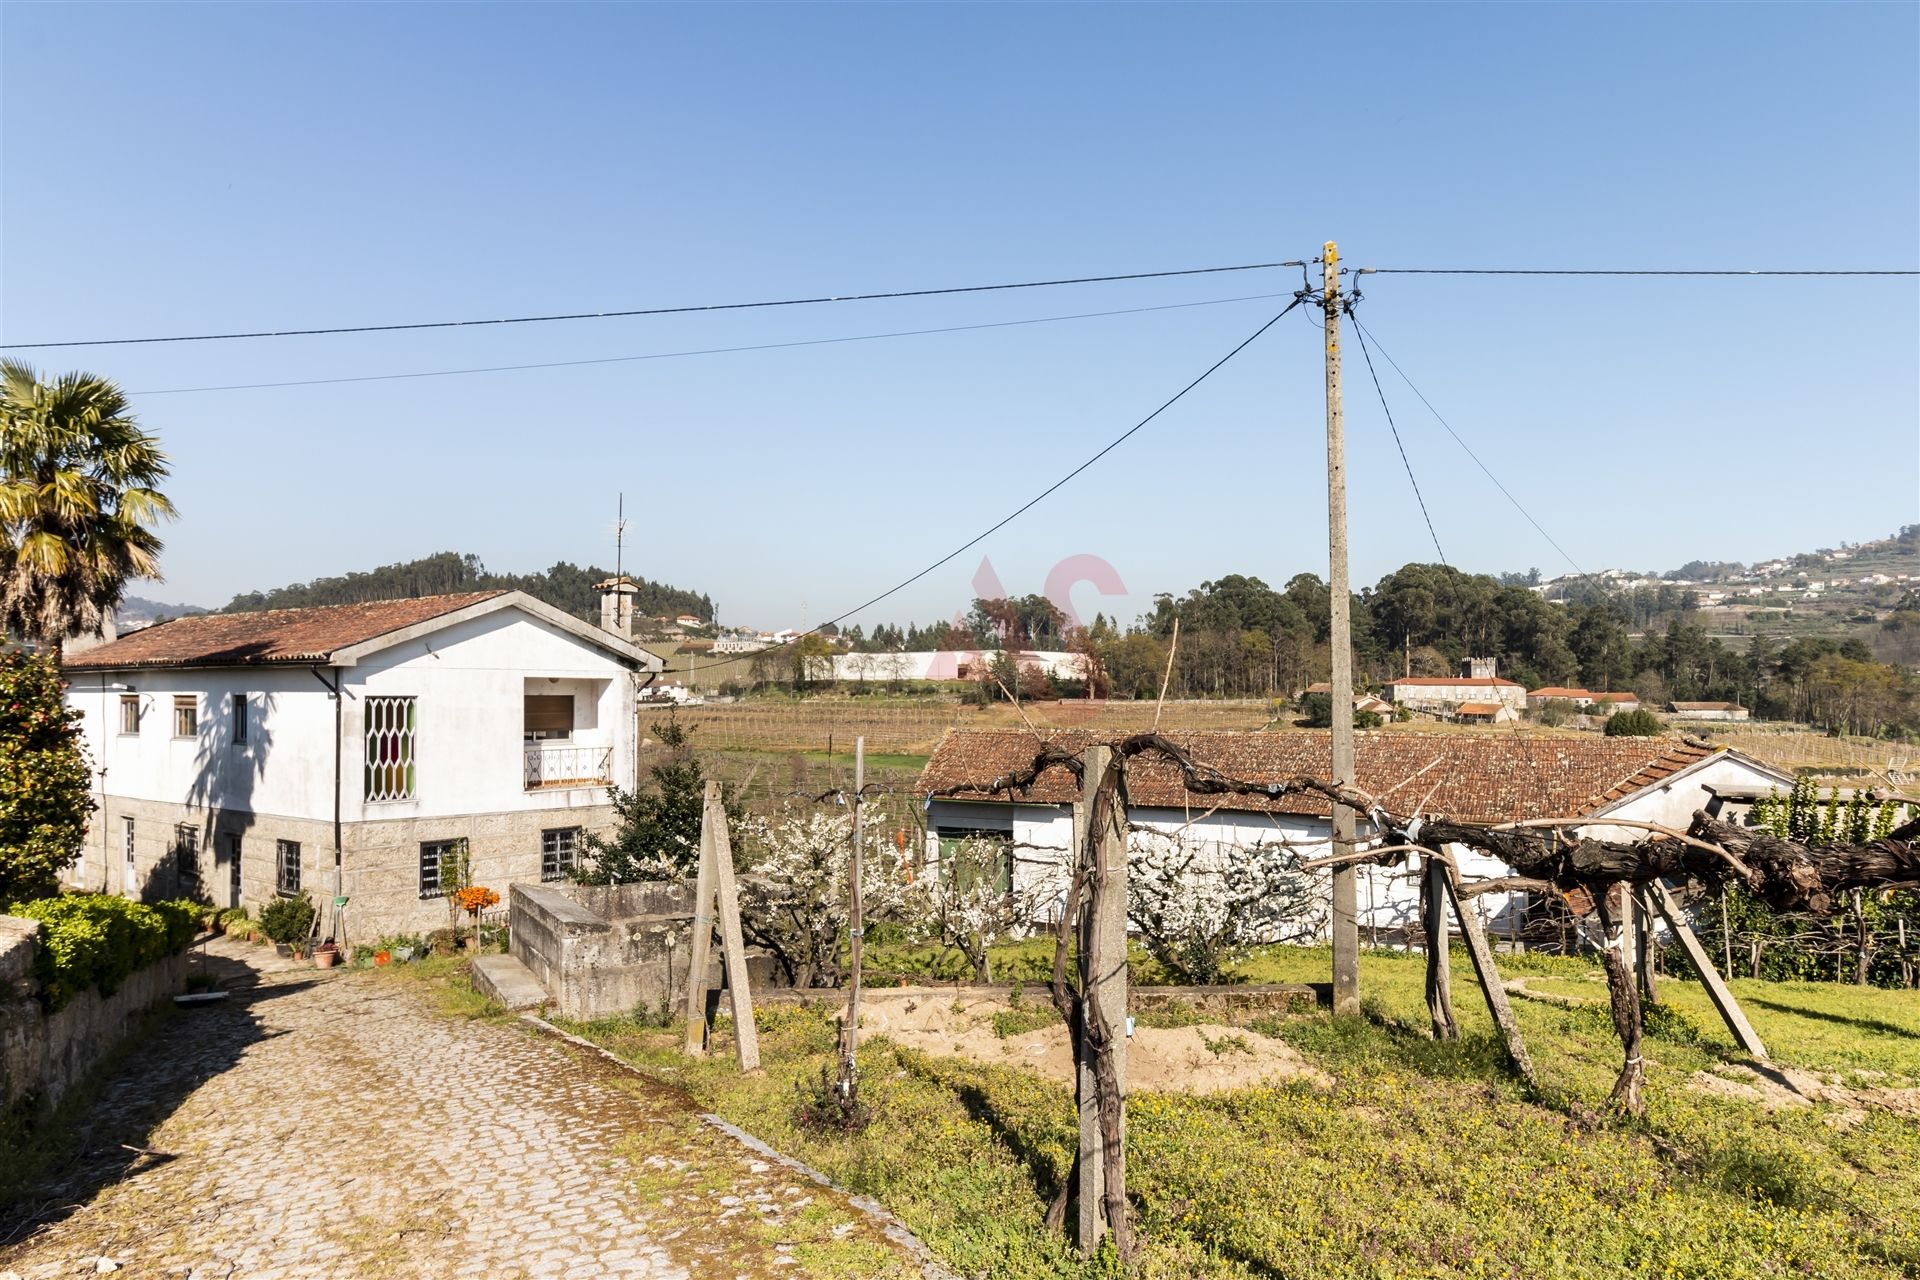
[1463,656,1497,680]
[595,577,637,638]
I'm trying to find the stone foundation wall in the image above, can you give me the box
[68,796,618,945]
[0,916,189,1111]
[347,805,617,941]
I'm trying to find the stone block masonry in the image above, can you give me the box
[0,916,188,1110]
[64,796,619,942]
[510,881,711,1019]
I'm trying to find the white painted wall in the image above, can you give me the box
[345,608,638,823]
[925,800,1525,936]
[69,666,337,820]
[831,650,1084,682]
[66,605,643,831]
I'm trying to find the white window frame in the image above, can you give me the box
[172,695,198,738]
[118,694,140,736]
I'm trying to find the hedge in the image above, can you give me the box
[8,893,202,1010]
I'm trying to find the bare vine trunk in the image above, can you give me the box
[1595,883,1646,1116]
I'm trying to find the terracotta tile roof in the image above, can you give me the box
[917,729,1721,825]
[1386,676,1523,689]
[1455,702,1504,717]
[1528,687,1595,701]
[64,593,507,669]
[1670,701,1744,712]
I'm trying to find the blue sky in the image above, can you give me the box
[3,3,1915,631]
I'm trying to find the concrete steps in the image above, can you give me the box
[472,954,550,1011]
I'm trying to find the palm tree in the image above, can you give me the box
[0,360,176,662]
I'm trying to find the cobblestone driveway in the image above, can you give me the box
[1,942,928,1280]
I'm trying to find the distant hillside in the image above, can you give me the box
[119,595,211,627]
[220,552,714,623]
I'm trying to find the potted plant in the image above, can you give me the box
[313,941,339,970]
[374,948,392,966]
[259,890,317,957]
[452,886,500,952]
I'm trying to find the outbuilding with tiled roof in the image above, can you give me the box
[916,728,1789,942]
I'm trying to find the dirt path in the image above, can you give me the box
[0,941,929,1280]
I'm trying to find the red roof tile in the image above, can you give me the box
[64,593,507,669]
[917,729,1719,825]
[1455,702,1505,716]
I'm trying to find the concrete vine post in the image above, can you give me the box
[682,809,719,1057]
[838,737,866,1104]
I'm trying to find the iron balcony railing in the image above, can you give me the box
[523,742,613,790]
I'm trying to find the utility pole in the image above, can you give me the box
[1323,240,1361,1017]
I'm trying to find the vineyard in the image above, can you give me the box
[666,697,1282,756]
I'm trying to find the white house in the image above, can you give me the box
[1668,701,1751,722]
[1527,687,1641,715]
[1387,657,1527,716]
[829,649,1085,684]
[916,729,1791,943]
[62,590,664,940]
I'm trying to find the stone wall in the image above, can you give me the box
[509,882,705,1019]
[68,796,619,943]
[0,915,189,1111]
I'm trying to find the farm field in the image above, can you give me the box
[563,945,1920,1280]
[657,697,1917,796]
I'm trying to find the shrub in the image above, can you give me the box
[10,893,200,1009]
[0,653,95,905]
[257,890,316,944]
[1603,708,1664,737]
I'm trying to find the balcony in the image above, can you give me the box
[524,742,613,790]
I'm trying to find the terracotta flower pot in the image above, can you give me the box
[314,948,338,969]
[374,951,392,967]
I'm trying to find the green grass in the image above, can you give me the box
[552,945,1920,1279]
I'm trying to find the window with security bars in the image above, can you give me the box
[419,838,466,899]
[172,696,198,738]
[541,827,580,882]
[175,824,200,889]
[364,696,418,802]
[276,839,301,895]
[119,695,140,735]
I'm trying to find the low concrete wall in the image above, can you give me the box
[509,882,707,1020]
[0,916,189,1111]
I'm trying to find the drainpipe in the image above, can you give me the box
[98,674,111,893]
[310,666,345,942]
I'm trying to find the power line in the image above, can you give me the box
[1347,313,1445,565]
[1347,315,1593,583]
[665,299,1303,675]
[1358,267,1918,276]
[131,292,1294,396]
[2,261,1305,350]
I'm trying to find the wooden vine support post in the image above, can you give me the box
[682,780,760,1072]
[1420,854,1459,1041]
[1432,854,1536,1086]
[1068,745,1131,1260]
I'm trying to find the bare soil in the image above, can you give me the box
[854,992,1332,1093]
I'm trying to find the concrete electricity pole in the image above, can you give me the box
[1322,241,1361,1017]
